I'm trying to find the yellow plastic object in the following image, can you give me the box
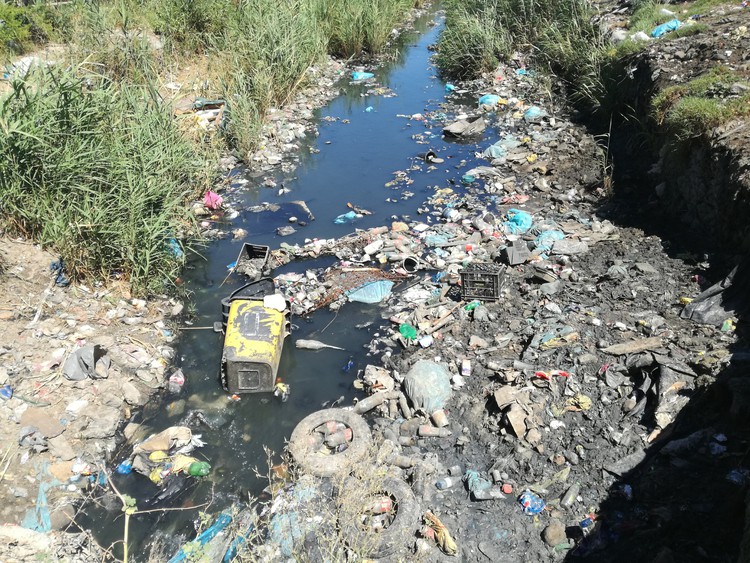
[222,300,287,394]
[148,451,169,463]
[172,454,198,474]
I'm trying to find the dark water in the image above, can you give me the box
[83,7,499,558]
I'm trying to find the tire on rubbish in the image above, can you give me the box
[288,408,372,478]
[340,477,420,559]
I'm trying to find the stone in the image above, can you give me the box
[121,381,144,405]
[123,422,142,442]
[542,519,567,546]
[48,460,75,482]
[78,405,121,439]
[20,407,65,439]
[48,435,77,461]
[0,525,51,552]
[526,428,542,445]
[66,399,89,413]
[469,335,490,349]
[635,262,658,275]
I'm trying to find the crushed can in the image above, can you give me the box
[519,490,546,515]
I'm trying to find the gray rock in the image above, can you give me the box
[121,381,144,405]
[542,519,567,546]
[635,262,658,275]
[78,405,121,439]
[48,435,77,461]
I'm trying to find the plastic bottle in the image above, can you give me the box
[418,425,452,437]
[115,460,133,475]
[472,487,505,500]
[325,428,353,448]
[168,369,185,393]
[435,476,458,490]
[561,482,580,507]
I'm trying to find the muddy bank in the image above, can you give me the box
[0,5,436,560]
[595,1,750,252]
[218,37,745,562]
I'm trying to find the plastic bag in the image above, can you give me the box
[502,209,533,235]
[351,71,374,81]
[346,280,394,304]
[478,94,500,107]
[482,135,521,159]
[523,106,548,123]
[534,230,565,253]
[403,360,451,413]
[334,210,361,224]
[652,19,681,38]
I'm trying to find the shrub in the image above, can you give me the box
[0,67,205,295]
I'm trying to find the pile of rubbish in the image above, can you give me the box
[115,426,211,505]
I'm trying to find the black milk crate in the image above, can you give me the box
[234,243,271,280]
[460,263,505,301]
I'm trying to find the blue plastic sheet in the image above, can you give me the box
[652,19,681,38]
[346,280,394,304]
[482,135,521,159]
[502,209,533,235]
[169,513,233,563]
[351,71,374,81]
[22,464,56,532]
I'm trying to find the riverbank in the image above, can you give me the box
[0,2,432,560]
[207,1,750,560]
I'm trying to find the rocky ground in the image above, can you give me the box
[256,2,750,562]
[2,1,749,561]
[0,9,431,561]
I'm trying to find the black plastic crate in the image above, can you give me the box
[234,242,270,280]
[460,263,505,301]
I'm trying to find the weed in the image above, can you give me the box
[0,3,31,57]
[652,66,750,139]
[0,66,206,296]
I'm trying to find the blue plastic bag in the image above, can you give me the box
[352,71,374,81]
[334,210,360,224]
[503,209,533,235]
[652,19,681,38]
[523,106,548,123]
[478,94,500,107]
[482,135,521,159]
[534,230,565,253]
[445,83,456,92]
[346,280,394,304]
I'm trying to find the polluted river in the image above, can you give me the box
[74,5,749,563]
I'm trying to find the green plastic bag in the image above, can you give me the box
[399,323,417,341]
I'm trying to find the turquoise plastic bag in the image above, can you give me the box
[503,209,533,234]
[652,19,681,38]
[478,94,500,107]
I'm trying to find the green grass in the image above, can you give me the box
[652,66,750,139]
[0,1,63,59]
[629,0,732,35]
[436,0,609,108]
[0,0,417,294]
[0,66,205,295]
